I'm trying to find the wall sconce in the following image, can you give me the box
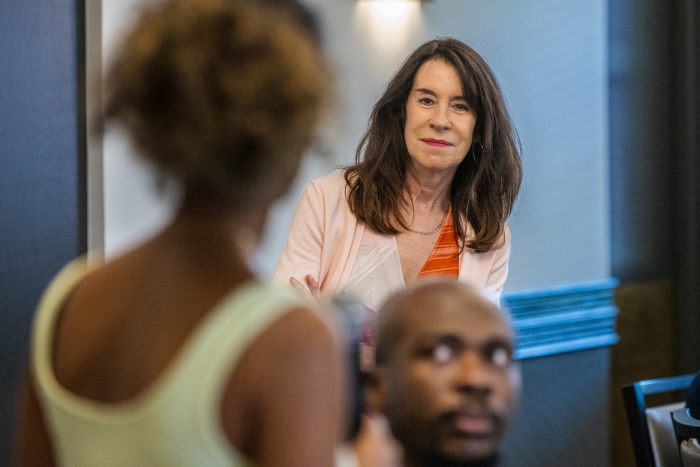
[363,0,430,25]
[360,0,433,3]
[355,0,427,58]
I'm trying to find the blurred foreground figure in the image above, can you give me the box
[367,281,521,467]
[13,0,343,466]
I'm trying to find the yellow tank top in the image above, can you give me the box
[31,257,305,467]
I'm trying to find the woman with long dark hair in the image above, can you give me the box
[275,38,522,310]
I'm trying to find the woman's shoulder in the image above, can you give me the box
[300,170,352,211]
[307,170,348,193]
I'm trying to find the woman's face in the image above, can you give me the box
[404,59,477,177]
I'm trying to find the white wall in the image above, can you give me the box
[96,0,609,291]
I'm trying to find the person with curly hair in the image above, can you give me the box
[13,1,343,466]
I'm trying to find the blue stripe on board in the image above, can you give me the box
[503,279,619,359]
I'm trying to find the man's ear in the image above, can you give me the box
[364,368,387,413]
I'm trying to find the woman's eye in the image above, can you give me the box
[490,347,511,367]
[432,343,454,363]
[454,102,470,112]
[418,97,434,105]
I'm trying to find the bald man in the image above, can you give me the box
[366,280,521,467]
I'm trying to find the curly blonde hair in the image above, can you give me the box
[104,0,328,205]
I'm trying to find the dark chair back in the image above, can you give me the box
[623,374,695,467]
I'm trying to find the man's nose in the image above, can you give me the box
[454,351,492,394]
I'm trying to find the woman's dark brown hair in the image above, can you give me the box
[344,38,522,253]
[104,0,327,206]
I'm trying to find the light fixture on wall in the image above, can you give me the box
[360,0,432,5]
[355,0,427,58]
[363,0,429,25]
[360,0,433,3]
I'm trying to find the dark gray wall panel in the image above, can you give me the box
[609,0,674,281]
[671,0,700,375]
[0,0,84,464]
[500,347,611,467]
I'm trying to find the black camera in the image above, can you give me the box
[331,295,375,441]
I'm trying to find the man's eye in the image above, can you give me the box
[432,343,454,363]
[490,347,511,367]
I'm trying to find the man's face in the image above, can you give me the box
[372,290,520,466]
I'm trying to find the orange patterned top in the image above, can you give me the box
[417,210,460,278]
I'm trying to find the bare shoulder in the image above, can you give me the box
[240,305,341,381]
[221,305,345,465]
[66,248,147,304]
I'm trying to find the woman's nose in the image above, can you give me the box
[429,105,451,130]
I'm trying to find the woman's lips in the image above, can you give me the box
[422,138,453,147]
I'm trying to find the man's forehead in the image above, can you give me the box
[408,314,513,342]
[375,281,516,363]
[400,288,513,339]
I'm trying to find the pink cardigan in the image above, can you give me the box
[273,171,511,300]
